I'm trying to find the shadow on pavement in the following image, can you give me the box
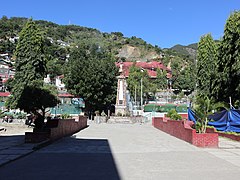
[0,137,121,180]
[0,135,25,150]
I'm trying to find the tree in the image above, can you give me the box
[196,34,218,98]
[46,57,64,80]
[174,65,196,93]
[170,56,183,89]
[213,11,240,105]
[6,19,58,118]
[126,64,150,103]
[126,65,142,100]
[154,68,167,90]
[193,95,227,133]
[14,19,46,84]
[64,44,118,116]
[193,95,212,133]
[7,85,59,118]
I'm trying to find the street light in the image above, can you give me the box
[134,85,137,106]
[140,78,143,110]
[140,68,144,111]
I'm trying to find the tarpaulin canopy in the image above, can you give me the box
[208,109,240,133]
[187,108,197,123]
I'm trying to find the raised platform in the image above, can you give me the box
[25,116,87,143]
[153,117,218,148]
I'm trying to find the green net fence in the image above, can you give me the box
[144,104,188,113]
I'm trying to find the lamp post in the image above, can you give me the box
[54,107,56,118]
[134,85,137,107]
[140,78,143,110]
[140,68,144,110]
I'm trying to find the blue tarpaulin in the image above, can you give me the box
[188,108,197,123]
[208,109,240,133]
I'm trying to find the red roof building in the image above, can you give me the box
[115,61,172,79]
[0,92,10,97]
[58,93,74,98]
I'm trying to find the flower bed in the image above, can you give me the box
[153,117,218,148]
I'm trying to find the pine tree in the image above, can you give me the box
[196,34,218,98]
[14,18,46,84]
[6,19,58,116]
[213,11,240,104]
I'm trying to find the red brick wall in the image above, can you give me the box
[25,116,87,143]
[50,116,87,140]
[179,113,188,120]
[220,133,240,141]
[153,117,218,148]
[164,113,188,120]
[206,127,240,141]
[192,133,218,148]
[25,132,50,143]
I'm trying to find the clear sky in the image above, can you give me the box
[1,0,239,48]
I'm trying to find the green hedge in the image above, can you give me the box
[144,104,188,113]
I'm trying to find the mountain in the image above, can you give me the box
[168,43,198,60]
[0,16,197,91]
[0,16,163,62]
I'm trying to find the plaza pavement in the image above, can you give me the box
[0,123,35,166]
[0,121,240,179]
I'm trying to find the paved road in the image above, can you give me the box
[1,122,240,180]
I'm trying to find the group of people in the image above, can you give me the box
[2,115,13,123]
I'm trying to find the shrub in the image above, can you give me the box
[166,109,182,120]
[16,113,26,119]
[206,125,215,129]
[222,131,240,136]
[101,111,106,116]
[0,113,6,118]
[116,112,122,116]
[194,121,202,133]
[125,112,131,117]
[61,113,71,119]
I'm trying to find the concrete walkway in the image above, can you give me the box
[0,123,35,166]
[1,122,240,179]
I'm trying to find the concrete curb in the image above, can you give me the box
[32,139,52,150]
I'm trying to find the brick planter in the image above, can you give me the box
[153,117,218,148]
[25,116,87,143]
[206,127,240,141]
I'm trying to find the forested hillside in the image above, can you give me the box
[0,16,163,61]
[0,16,195,91]
[169,43,197,60]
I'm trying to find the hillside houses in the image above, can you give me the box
[115,60,172,115]
[115,61,172,79]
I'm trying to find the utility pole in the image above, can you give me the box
[140,78,143,110]
[135,85,137,106]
